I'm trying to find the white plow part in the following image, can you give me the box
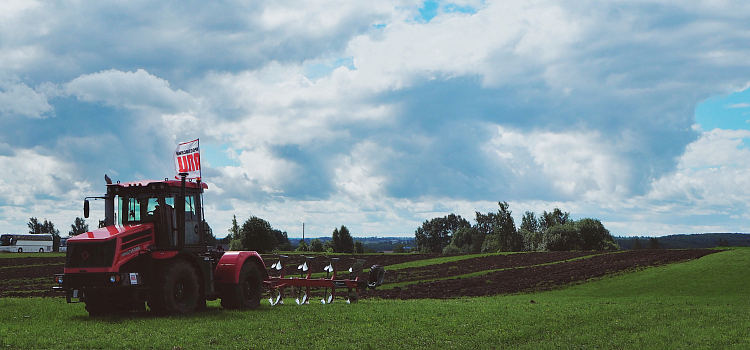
[269,289,282,306]
[296,292,309,305]
[321,291,333,304]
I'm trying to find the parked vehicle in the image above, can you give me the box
[0,233,53,253]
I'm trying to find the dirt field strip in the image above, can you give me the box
[363,249,719,300]
[383,251,602,286]
[379,252,611,290]
[0,249,721,300]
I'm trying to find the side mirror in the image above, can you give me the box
[84,200,90,218]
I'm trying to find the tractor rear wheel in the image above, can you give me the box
[220,262,262,310]
[148,260,199,315]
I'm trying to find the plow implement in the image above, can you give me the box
[264,256,385,305]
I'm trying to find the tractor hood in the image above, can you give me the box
[65,224,155,273]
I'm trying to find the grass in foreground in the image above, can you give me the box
[1,249,748,349]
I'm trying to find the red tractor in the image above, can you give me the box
[54,174,267,316]
[54,174,384,316]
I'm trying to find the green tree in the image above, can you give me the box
[648,237,661,249]
[575,218,619,251]
[540,208,571,231]
[296,240,308,252]
[520,211,539,233]
[203,220,217,246]
[451,226,478,253]
[336,225,354,253]
[493,202,523,252]
[237,216,278,253]
[442,244,460,254]
[69,217,89,236]
[227,215,240,241]
[332,228,341,252]
[28,217,60,251]
[543,223,580,251]
[481,235,502,253]
[310,238,325,252]
[474,202,522,252]
[272,229,292,251]
[28,217,42,234]
[415,214,471,253]
[633,237,643,250]
[354,240,365,254]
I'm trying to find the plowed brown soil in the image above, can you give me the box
[0,256,65,298]
[0,249,719,299]
[363,249,718,299]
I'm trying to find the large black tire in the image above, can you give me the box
[368,265,385,289]
[17,248,22,253]
[148,260,200,315]
[220,262,262,310]
[84,290,115,317]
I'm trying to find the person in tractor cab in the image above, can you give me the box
[150,202,176,247]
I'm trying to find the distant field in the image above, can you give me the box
[1,248,747,349]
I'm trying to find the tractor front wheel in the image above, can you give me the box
[84,290,115,317]
[220,262,262,310]
[148,260,199,315]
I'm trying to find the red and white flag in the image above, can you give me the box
[174,139,201,179]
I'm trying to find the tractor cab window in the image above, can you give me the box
[0,235,14,246]
[117,192,202,247]
[119,194,176,225]
[184,194,200,246]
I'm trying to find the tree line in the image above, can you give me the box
[227,215,368,254]
[415,202,620,254]
[227,215,292,253]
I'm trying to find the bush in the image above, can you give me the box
[442,244,460,255]
[295,241,308,252]
[576,218,619,251]
[481,235,502,253]
[543,224,580,251]
[310,238,325,252]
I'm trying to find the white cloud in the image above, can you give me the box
[0,77,53,118]
[64,69,197,113]
[2,0,750,238]
[0,148,92,234]
[486,127,632,200]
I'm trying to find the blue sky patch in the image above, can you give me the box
[419,1,439,22]
[200,144,239,168]
[695,87,750,132]
[304,57,356,80]
[417,1,477,23]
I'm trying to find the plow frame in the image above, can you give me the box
[262,256,367,305]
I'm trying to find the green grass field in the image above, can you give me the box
[1,249,748,349]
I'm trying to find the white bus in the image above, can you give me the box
[0,233,54,253]
[59,236,70,253]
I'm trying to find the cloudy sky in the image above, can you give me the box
[2,0,750,239]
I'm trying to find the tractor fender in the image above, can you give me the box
[214,251,268,284]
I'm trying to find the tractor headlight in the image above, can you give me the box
[55,275,64,284]
[109,275,121,283]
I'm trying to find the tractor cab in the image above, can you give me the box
[85,178,208,250]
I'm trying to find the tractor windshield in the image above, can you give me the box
[119,193,176,225]
[117,191,202,247]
